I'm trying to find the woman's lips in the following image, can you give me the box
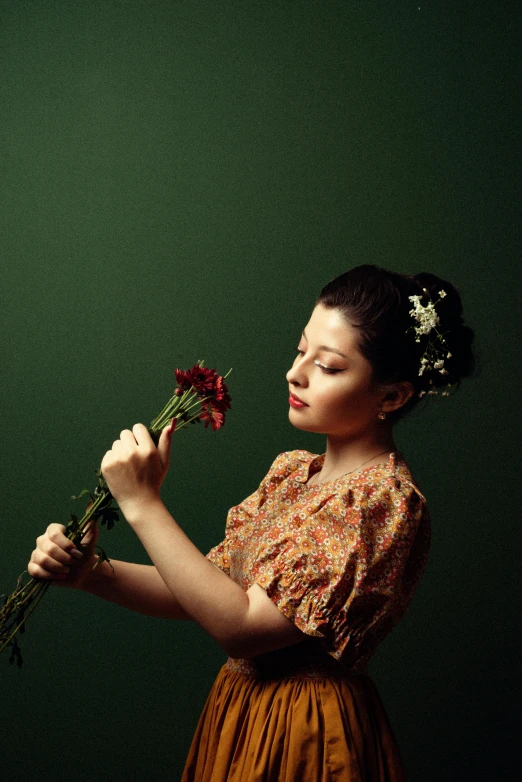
[289,393,308,409]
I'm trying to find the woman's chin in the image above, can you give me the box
[288,409,306,429]
[288,410,321,433]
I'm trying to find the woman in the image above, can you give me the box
[28,264,475,780]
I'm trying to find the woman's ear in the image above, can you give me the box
[382,381,415,414]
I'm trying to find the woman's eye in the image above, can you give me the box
[314,361,342,374]
[294,349,342,374]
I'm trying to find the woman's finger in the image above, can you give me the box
[157,420,175,471]
[80,520,99,548]
[41,541,81,566]
[31,548,71,575]
[132,423,155,450]
[119,429,138,448]
[46,523,82,556]
[28,561,67,581]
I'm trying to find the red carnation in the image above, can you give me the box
[172,362,231,430]
[174,364,218,395]
[200,403,225,431]
[174,368,192,394]
[174,364,231,413]
[213,375,232,408]
[191,366,220,396]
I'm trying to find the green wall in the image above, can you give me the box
[1,2,518,779]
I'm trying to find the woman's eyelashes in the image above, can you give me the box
[294,348,343,374]
[314,361,343,374]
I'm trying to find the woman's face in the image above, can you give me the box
[286,304,386,440]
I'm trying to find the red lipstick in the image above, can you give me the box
[289,392,308,409]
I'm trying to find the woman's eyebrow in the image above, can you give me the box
[301,329,349,359]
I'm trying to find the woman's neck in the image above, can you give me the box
[312,431,397,485]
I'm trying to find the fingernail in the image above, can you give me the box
[71,549,83,559]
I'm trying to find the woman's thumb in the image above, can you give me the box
[80,519,99,549]
[157,418,176,471]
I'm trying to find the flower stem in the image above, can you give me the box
[1,362,232,663]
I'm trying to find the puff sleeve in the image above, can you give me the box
[205,451,302,577]
[250,477,430,665]
[206,537,231,576]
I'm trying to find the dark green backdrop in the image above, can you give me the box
[1,2,519,780]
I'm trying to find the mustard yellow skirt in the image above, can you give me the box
[182,648,406,782]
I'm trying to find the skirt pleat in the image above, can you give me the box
[181,663,406,782]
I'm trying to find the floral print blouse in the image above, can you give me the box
[206,450,431,673]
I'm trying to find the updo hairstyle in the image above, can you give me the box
[316,264,476,423]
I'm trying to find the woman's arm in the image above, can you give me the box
[28,522,190,619]
[79,559,191,620]
[101,423,305,659]
[117,498,304,658]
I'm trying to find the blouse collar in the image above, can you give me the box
[291,451,411,488]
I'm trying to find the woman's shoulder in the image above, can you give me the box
[345,452,426,497]
[386,452,429,505]
[320,454,430,534]
[351,453,430,535]
[263,449,319,480]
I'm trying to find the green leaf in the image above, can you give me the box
[93,546,114,573]
[98,507,119,531]
[71,488,92,501]
[95,469,109,490]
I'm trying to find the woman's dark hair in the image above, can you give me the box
[316,265,476,423]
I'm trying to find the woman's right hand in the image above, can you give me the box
[27,520,99,589]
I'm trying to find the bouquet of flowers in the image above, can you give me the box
[0,361,231,667]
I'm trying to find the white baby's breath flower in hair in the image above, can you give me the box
[407,286,453,399]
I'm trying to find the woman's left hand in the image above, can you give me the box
[101,421,174,522]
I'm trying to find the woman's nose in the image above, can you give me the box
[286,358,307,386]
[286,366,297,384]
